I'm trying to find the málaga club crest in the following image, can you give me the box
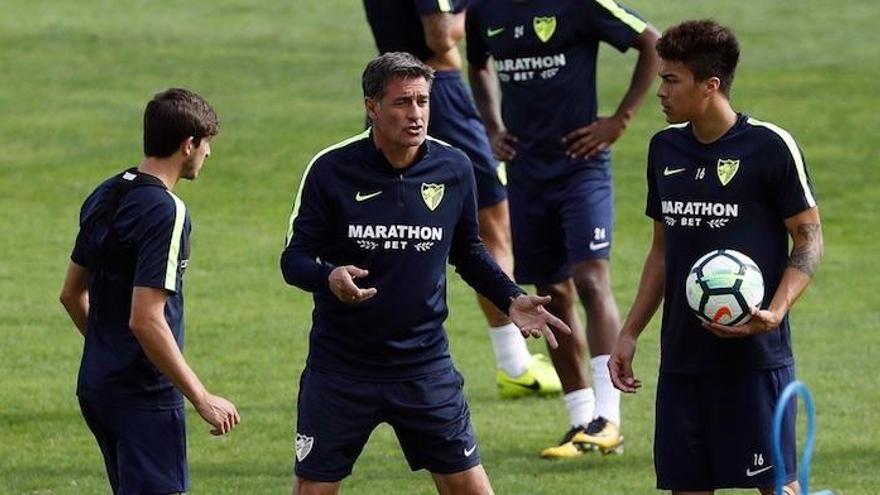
[533,16,556,43]
[421,183,445,211]
[716,158,740,186]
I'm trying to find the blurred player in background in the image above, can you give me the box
[466,0,659,458]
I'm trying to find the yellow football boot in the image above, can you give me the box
[579,416,624,455]
[496,354,562,399]
[539,426,594,459]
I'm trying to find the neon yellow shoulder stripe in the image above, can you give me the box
[594,0,647,33]
[164,191,187,291]
[747,117,816,207]
[285,129,371,246]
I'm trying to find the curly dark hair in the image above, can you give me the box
[657,20,740,96]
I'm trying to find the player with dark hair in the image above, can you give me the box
[282,52,571,495]
[609,20,823,494]
[59,88,240,494]
[466,0,660,458]
[362,0,562,398]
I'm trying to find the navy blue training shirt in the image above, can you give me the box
[646,114,817,373]
[72,169,191,409]
[281,131,524,380]
[363,0,465,62]
[466,0,645,178]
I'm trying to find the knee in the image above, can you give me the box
[537,282,576,315]
[294,477,340,495]
[572,261,610,300]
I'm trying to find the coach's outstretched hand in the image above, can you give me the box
[329,265,378,304]
[509,294,571,349]
[195,392,240,436]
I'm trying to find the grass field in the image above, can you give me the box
[1,1,878,493]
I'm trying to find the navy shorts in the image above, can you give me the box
[507,157,614,285]
[429,70,507,209]
[294,366,480,482]
[654,366,797,491]
[79,399,189,494]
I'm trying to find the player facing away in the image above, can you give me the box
[362,0,561,398]
[59,88,240,494]
[608,20,823,494]
[281,52,571,495]
[466,0,660,457]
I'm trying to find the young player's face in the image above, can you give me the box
[368,76,430,151]
[657,60,706,124]
[182,137,211,180]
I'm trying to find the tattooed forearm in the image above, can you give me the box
[788,223,823,277]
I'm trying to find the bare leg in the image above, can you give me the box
[293,477,341,495]
[431,465,494,495]
[570,259,620,356]
[535,279,588,393]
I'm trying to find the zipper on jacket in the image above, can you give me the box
[397,174,405,207]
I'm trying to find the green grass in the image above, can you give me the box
[1,1,878,493]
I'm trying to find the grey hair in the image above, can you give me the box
[362,52,435,100]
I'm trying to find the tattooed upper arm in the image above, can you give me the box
[788,223,823,277]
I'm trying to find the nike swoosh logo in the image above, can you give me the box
[589,241,610,251]
[663,166,687,176]
[487,27,505,37]
[464,445,477,457]
[355,191,382,202]
[745,465,773,477]
[510,379,541,391]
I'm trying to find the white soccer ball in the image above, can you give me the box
[685,249,765,326]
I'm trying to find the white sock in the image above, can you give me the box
[591,354,621,425]
[490,323,531,376]
[564,388,595,428]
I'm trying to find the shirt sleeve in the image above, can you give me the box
[70,188,102,267]
[582,0,646,52]
[766,132,817,219]
[465,8,491,68]
[448,155,525,313]
[125,192,188,294]
[645,136,662,221]
[280,159,336,293]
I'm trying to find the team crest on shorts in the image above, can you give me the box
[421,183,445,211]
[533,16,557,43]
[295,433,314,461]
[716,158,740,186]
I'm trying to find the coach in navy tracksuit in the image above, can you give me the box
[281,52,570,495]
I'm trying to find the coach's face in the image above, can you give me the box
[657,60,706,124]
[367,76,430,150]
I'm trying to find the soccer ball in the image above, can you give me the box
[685,249,764,326]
